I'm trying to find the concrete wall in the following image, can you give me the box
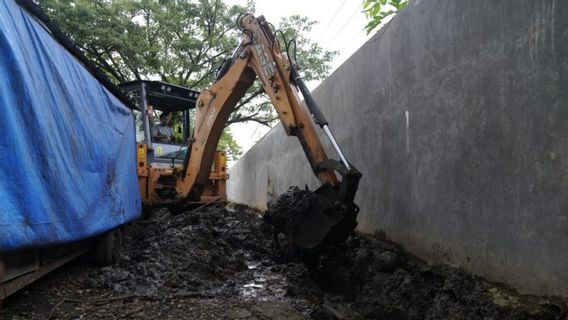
[228,0,568,297]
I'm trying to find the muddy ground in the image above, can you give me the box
[1,199,566,319]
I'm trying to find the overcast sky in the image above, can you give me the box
[226,0,374,156]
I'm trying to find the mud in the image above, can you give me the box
[1,196,566,319]
[264,186,318,234]
[304,236,567,320]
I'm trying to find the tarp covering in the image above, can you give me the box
[0,0,141,251]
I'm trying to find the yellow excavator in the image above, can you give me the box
[130,14,362,249]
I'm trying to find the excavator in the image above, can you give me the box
[131,13,362,249]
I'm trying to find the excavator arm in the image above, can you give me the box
[176,14,361,248]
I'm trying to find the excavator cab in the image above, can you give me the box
[119,80,228,207]
[120,80,197,162]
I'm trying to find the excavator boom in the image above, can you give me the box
[176,14,361,248]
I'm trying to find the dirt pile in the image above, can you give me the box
[265,186,358,249]
[93,207,256,296]
[264,186,317,234]
[304,235,566,320]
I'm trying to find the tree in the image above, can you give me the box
[219,129,242,161]
[37,0,336,160]
[363,0,409,34]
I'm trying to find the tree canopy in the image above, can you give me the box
[37,0,336,160]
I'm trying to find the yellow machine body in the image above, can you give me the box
[136,143,228,206]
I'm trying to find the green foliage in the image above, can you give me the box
[37,0,249,87]
[363,0,409,34]
[218,128,242,161]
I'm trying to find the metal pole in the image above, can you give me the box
[292,66,352,171]
[139,82,153,150]
[323,125,351,170]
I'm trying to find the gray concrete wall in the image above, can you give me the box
[228,0,568,297]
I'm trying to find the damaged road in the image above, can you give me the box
[1,191,566,319]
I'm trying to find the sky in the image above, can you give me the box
[225,0,375,156]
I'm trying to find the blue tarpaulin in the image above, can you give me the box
[0,0,141,251]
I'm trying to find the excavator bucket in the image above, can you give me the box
[265,183,360,249]
[295,184,359,248]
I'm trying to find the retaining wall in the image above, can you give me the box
[228,0,568,296]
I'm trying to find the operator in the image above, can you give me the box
[152,112,175,142]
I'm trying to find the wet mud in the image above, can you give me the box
[1,193,566,319]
